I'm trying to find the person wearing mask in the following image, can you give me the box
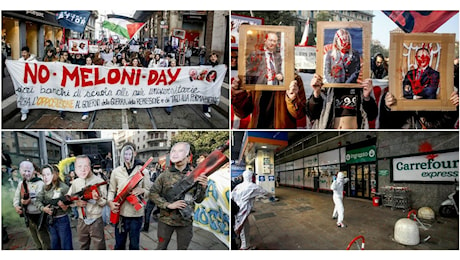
[331,172,349,228]
[13,160,50,249]
[67,155,107,249]
[232,170,272,250]
[35,164,73,249]
[108,142,150,250]
[149,142,207,250]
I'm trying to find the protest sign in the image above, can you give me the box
[193,167,230,247]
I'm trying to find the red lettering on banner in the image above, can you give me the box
[156,70,168,85]
[148,70,159,85]
[23,63,50,84]
[167,68,181,84]
[61,66,80,87]
[23,63,37,84]
[107,69,121,84]
[38,64,50,83]
[121,68,136,85]
[80,67,93,87]
[94,67,106,85]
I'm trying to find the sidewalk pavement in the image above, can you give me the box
[2,215,228,250]
[242,186,458,250]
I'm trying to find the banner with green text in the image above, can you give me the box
[6,60,226,112]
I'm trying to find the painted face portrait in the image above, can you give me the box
[20,162,34,181]
[416,49,430,69]
[264,33,278,52]
[75,157,91,179]
[335,29,351,53]
[42,167,54,185]
[170,142,190,163]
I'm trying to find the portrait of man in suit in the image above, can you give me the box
[402,47,440,99]
[245,32,284,86]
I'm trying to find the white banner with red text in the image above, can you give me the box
[193,167,230,247]
[6,60,226,112]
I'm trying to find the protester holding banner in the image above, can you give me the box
[149,142,208,250]
[43,47,58,62]
[231,74,307,129]
[108,142,150,250]
[17,46,37,121]
[202,52,220,118]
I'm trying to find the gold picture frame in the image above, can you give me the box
[316,21,371,88]
[237,25,295,91]
[389,32,456,111]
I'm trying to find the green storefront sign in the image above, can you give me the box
[346,145,376,164]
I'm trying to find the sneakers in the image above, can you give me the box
[20,113,27,121]
[81,114,89,120]
[337,223,347,228]
[204,112,211,118]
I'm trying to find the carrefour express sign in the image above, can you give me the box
[392,151,459,182]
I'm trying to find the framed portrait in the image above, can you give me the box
[172,28,186,40]
[316,21,371,88]
[237,25,295,91]
[389,33,456,111]
[68,39,89,55]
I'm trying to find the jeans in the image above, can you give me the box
[102,205,110,225]
[114,216,143,250]
[48,215,73,250]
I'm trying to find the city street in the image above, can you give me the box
[2,213,228,250]
[242,186,458,250]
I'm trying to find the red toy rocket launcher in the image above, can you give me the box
[110,157,153,225]
[187,140,230,180]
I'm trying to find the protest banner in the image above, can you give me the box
[294,46,316,70]
[193,167,230,247]
[5,60,226,112]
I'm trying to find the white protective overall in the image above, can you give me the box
[331,172,349,226]
[231,170,269,249]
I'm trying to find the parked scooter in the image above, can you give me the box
[439,180,459,217]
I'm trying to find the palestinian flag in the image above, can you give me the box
[102,14,145,39]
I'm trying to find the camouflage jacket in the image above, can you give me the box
[149,164,206,226]
[35,182,70,217]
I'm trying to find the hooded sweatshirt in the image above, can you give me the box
[107,145,150,217]
[331,172,349,198]
[231,170,269,233]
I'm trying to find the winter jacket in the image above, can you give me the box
[232,74,307,129]
[67,173,107,219]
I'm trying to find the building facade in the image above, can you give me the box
[2,11,98,60]
[247,131,459,211]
